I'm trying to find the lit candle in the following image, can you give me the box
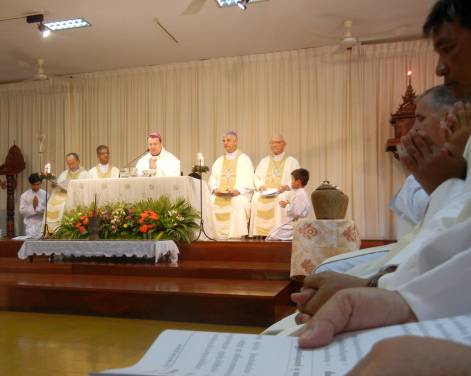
[44,163,51,174]
[197,152,204,166]
[407,70,412,85]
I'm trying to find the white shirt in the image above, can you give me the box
[19,188,48,238]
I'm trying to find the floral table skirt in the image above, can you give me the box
[291,219,361,280]
[18,240,179,264]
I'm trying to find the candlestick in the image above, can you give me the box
[197,152,204,166]
[44,163,51,174]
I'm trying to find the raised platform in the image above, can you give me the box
[0,238,394,326]
[0,240,295,326]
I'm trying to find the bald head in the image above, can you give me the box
[270,135,286,155]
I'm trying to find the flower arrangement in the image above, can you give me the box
[39,172,56,182]
[191,165,209,174]
[52,196,200,243]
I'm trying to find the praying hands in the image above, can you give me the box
[399,128,467,194]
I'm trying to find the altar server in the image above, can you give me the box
[135,132,180,177]
[266,168,313,241]
[19,173,48,238]
[250,135,300,237]
[88,145,120,179]
[209,131,254,239]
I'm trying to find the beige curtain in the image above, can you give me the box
[0,39,441,239]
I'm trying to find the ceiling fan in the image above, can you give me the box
[314,20,421,55]
[17,58,68,83]
[31,58,48,80]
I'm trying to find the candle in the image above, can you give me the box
[44,163,51,174]
[197,152,204,166]
[407,70,412,85]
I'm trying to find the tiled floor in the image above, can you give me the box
[0,311,264,376]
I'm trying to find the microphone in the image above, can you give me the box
[127,149,149,168]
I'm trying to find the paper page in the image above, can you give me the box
[261,188,279,197]
[90,314,471,376]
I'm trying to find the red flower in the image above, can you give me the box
[78,226,86,234]
[139,225,149,233]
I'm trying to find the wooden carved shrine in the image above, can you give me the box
[0,145,26,238]
[385,81,417,158]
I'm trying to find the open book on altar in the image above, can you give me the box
[89,314,471,376]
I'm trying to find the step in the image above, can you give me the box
[0,273,294,326]
[0,258,289,280]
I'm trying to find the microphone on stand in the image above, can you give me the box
[127,148,149,168]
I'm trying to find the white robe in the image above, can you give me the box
[46,168,90,231]
[266,188,312,241]
[19,188,48,238]
[390,175,429,225]
[135,148,181,177]
[378,215,471,320]
[250,153,300,236]
[209,150,254,239]
[88,164,120,179]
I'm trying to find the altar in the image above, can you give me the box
[64,176,216,239]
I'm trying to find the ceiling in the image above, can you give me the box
[0,0,437,84]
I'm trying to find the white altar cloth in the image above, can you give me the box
[64,176,216,239]
[18,240,179,264]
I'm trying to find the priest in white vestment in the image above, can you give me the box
[46,153,90,232]
[135,132,180,177]
[249,135,300,237]
[209,131,254,239]
[88,145,120,179]
[267,168,313,241]
[19,173,48,238]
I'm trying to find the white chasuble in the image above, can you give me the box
[250,154,300,236]
[209,151,254,239]
[46,168,90,232]
[135,148,181,177]
[88,164,120,179]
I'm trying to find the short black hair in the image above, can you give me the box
[423,0,471,36]
[28,173,41,184]
[96,145,109,154]
[291,168,309,186]
[66,152,80,161]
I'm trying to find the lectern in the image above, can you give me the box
[0,145,26,238]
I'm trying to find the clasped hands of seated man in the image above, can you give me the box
[400,101,471,194]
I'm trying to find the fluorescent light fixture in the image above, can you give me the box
[44,18,90,31]
[215,0,266,8]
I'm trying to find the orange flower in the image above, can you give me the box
[140,212,149,219]
[150,212,159,220]
[78,226,86,234]
[75,223,81,229]
[82,218,89,225]
[139,225,148,233]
